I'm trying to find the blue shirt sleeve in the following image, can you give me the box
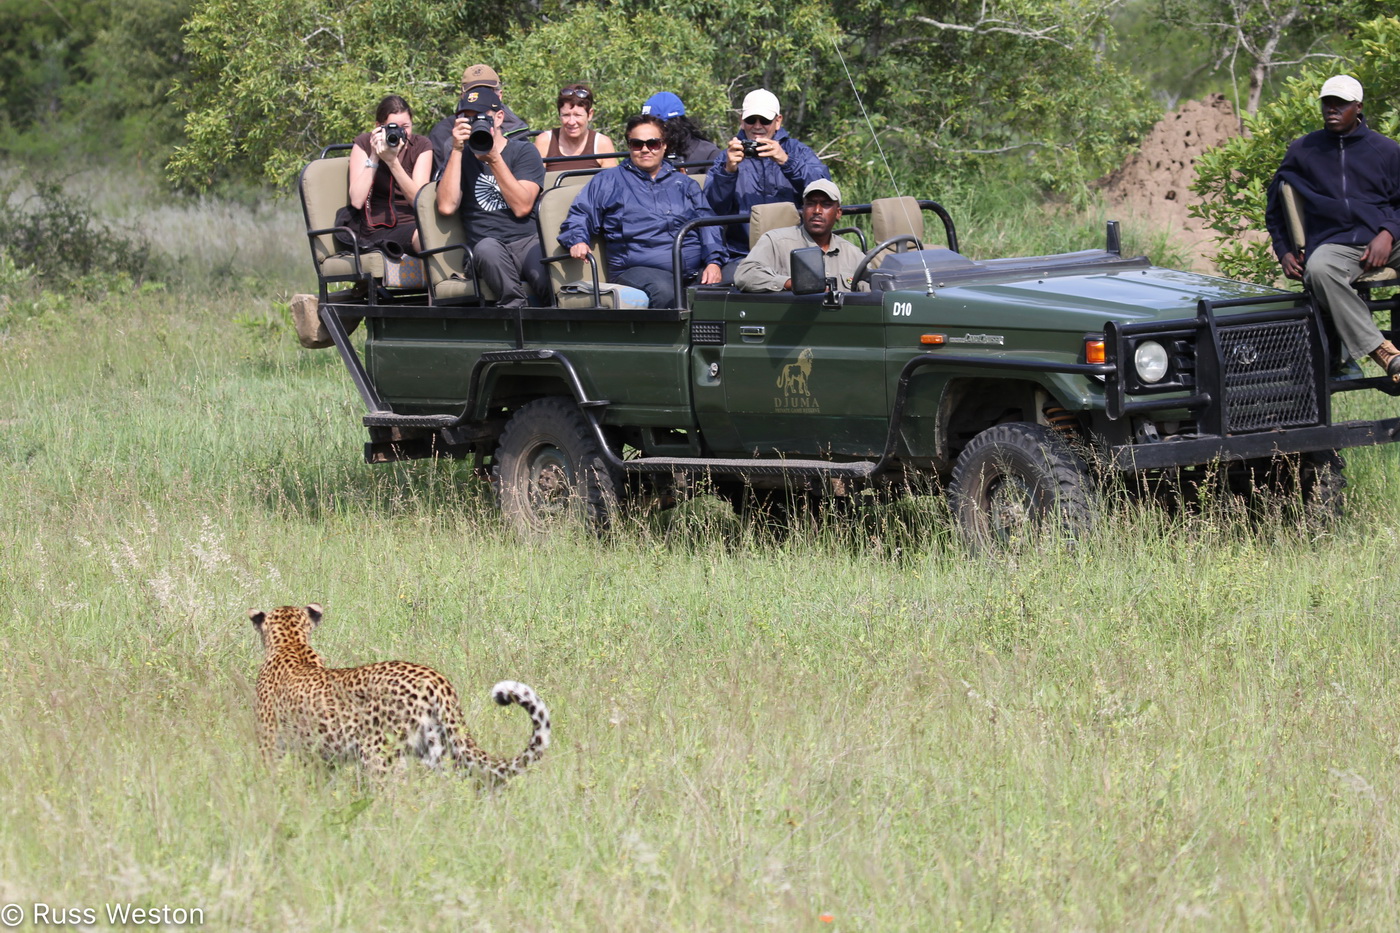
[558,177,602,248]
[781,138,831,190]
[704,151,738,214]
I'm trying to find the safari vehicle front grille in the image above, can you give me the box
[1218,318,1319,433]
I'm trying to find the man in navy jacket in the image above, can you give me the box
[1265,75,1400,378]
[705,89,832,268]
[559,113,725,308]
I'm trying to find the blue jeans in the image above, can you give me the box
[614,265,687,309]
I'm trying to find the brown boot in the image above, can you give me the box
[1369,340,1400,382]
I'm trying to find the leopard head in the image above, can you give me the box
[249,603,323,654]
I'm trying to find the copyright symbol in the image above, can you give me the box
[0,903,21,927]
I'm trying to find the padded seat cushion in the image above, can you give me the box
[320,251,387,279]
[1356,267,1399,286]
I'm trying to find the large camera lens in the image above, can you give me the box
[384,123,404,147]
[468,115,495,154]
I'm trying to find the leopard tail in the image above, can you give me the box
[466,680,551,780]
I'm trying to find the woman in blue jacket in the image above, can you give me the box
[558,114,725,308]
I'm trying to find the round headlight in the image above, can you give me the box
[1134,340,1169,384]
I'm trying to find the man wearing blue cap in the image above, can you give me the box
[642,92,720,173]
[1265,74,1400,378]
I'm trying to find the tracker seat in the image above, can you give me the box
[1279,181,1397,287]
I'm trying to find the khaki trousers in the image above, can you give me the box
[1303,241,1400,359]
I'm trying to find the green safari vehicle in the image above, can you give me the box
[297,154,1400,544]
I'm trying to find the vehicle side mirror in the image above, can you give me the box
[790,247,826,295]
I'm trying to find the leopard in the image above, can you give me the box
[248,603,550,781]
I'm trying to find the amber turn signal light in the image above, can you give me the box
[920,334,946,346]
[1084,338,1106,364]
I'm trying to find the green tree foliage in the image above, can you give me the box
[1190,16,1400,283]
[74,0,195,160]
[829,0,1160,196]
[168,0,1158,198]
[0,0,101,132]
[445,6,737,144]
[0,0,195,164]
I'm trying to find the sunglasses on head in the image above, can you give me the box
[559,87,592,100]
[743,114,774,126]
[627,137,664,151]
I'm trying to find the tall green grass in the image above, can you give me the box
[2,166,1400,929]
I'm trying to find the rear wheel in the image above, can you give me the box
[492,397,621,535]
[949,422,1094,551]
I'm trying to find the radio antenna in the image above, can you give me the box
[830,36,937,295]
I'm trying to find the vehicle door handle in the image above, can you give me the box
[739,325,766,339]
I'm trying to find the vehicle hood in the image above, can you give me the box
[875,249,1288,326]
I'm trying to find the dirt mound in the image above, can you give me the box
[1099,94,1244,270]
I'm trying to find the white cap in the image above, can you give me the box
[803,179,841,202]
[1319,75,1363,103]
[741,89,781,121]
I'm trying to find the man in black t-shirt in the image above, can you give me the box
[428,63,531,181]
[436,87,548,308]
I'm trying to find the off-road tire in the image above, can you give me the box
[492,397,621,535]
[949,421,1094,551]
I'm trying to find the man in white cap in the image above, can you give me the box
[1265,74,1400,378]
[735,179,868,293]
[705,88,831,269]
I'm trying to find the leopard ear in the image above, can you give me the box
[249,610,266,628]
[305,603,324,626]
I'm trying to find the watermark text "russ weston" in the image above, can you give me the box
[1,902,205,926]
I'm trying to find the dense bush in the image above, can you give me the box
[0,178,155,288]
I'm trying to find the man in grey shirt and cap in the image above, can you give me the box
[735,179,868,292]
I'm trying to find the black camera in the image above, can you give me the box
[467,114,496,154]
[384,123,405,148]
[741,138,762,159]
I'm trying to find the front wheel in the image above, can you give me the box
[948,422,1094,551]
[492,397,621,535]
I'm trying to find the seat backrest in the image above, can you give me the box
[537,182,609,301]
[413,181,468,289]
[749,201,799,249]
[871,196,926,250]
[1279,181,1306,255]
[545,169,599,190]
[299,156,350,269]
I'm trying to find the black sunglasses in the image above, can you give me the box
[559,87,593,100]
[743,115,774,126]
[627,137,664,151]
